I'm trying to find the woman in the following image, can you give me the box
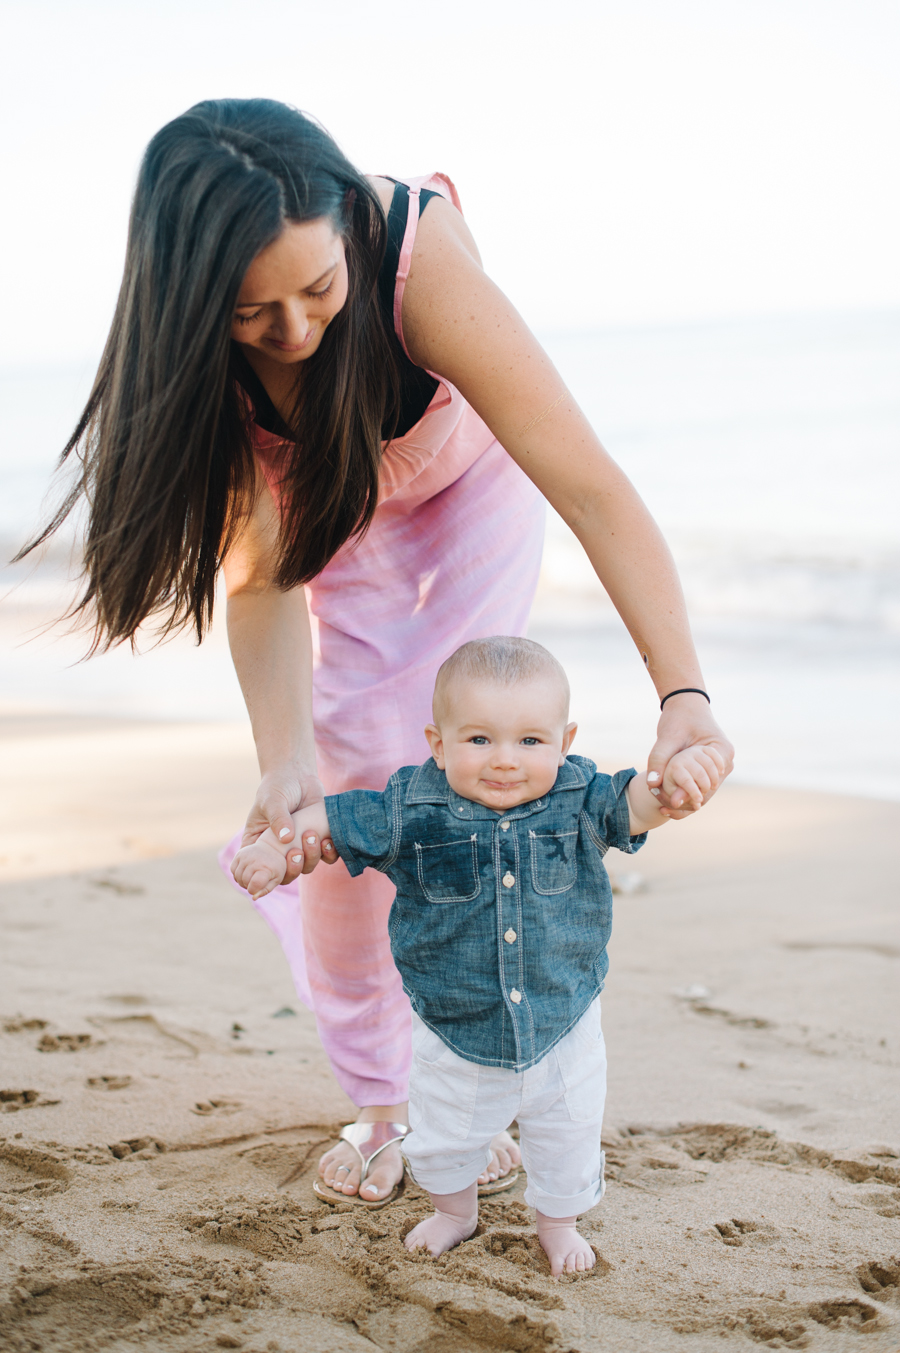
[22,99,732,1206]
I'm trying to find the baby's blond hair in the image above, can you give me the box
[433,636,569,722]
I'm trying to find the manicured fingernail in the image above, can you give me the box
[647,771,660,783]
[291,855,302,864]
[650,787,660,796]
[279,828,290,839]
[324,840,334,851]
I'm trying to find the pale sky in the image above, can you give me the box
[2,0,898,365]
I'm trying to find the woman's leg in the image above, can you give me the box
[304,860,412,1202]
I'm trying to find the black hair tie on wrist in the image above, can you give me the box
[660,687,711,711]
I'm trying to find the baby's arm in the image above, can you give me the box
[626,745,725,834]
[232,802,335,900]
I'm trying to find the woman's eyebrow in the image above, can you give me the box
[235,262,338,308]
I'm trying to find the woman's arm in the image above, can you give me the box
[221,471,333,872]
[401,198,733,810]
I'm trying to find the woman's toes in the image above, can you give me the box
[337,1163,362,1194]
[358,1158,400,1201]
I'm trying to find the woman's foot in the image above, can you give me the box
[320,1116,520,1202]
[318,1104,407,1203]
[536,1211,596,1278]
[477,1129,521,1186]
[404,1184,478,1257]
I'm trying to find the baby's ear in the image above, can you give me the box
[559,721,578,761]
[424,724,446,767]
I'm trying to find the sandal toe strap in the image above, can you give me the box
[337,1121,408,1180]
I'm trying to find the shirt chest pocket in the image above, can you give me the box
[415,835,481,903]
[529,829,578,894]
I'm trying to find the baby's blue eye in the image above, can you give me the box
[521,737,540,745]
[469,736,488,745]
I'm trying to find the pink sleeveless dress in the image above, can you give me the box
[219,175,545,1106]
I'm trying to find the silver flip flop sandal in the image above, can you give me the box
[313,1120,409,1209]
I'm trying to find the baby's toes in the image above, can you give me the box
[566,1245,596,1274]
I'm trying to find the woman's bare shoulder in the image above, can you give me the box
[367,176,396,214]
[365,177,479,264]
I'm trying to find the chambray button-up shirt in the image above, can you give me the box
[325,755,646,1072]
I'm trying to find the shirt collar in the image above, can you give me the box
[404,754,596,819]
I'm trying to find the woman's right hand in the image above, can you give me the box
[241,769,336,883]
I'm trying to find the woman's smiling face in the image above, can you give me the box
[230,217,349,364]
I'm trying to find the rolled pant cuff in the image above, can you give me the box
[405,1148,491,1197]
[524,1177,605,1218]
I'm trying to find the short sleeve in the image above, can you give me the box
[583,768,647,855]
[325,780,399,877]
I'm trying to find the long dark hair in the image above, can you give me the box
[18,98,399,648]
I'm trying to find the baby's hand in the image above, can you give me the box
[628,743,726,832]
[232,836,289,900]
[650,745,725,816]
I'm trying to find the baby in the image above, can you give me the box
[232,637,718,1276]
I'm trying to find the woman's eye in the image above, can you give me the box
[309,280,335,300]
[235,310,263,326]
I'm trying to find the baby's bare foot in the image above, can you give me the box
[404,1210,477,1256]
[404,1184,478,1258]
[536,1212,596,1278]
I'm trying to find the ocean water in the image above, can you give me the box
[1,310,898,798]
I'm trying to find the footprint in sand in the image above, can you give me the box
[107,1137,164,1160]
[190,1099,244,1117]
[0,1089,60,1113]
[87,1076,132,1091]
[807,1297,882,1332]
[37,1033,93,1053]
[2,1018,48,1033]
[714,1217,778,1247]
[856,1257,900,1297]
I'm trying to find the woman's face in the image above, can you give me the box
[231,218,349,364]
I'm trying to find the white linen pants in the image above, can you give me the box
[403,999,607,1218]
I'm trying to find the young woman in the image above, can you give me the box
[23,99,733,1206]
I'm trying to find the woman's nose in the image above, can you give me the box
[273,298,310,345]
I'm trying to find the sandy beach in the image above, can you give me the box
[1,714,899,1353]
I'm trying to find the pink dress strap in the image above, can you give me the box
[389,173,462,359]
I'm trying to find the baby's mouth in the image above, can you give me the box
[481,779,524,792]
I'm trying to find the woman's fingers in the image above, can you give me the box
[289,834,339,875]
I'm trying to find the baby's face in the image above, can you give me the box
[425,676,577,811]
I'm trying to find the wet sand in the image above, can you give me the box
[1,717,899,1351]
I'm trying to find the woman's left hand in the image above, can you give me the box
[645,693,734,818]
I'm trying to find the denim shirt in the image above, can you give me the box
[325,754,646,1072]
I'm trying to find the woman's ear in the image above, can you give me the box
[559,721,578,762]
[424,724,446,767]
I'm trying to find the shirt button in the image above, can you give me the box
[510,988,522,1004]
[502,872,515,888]
[500,820,510,831]
[504,928,517,944]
